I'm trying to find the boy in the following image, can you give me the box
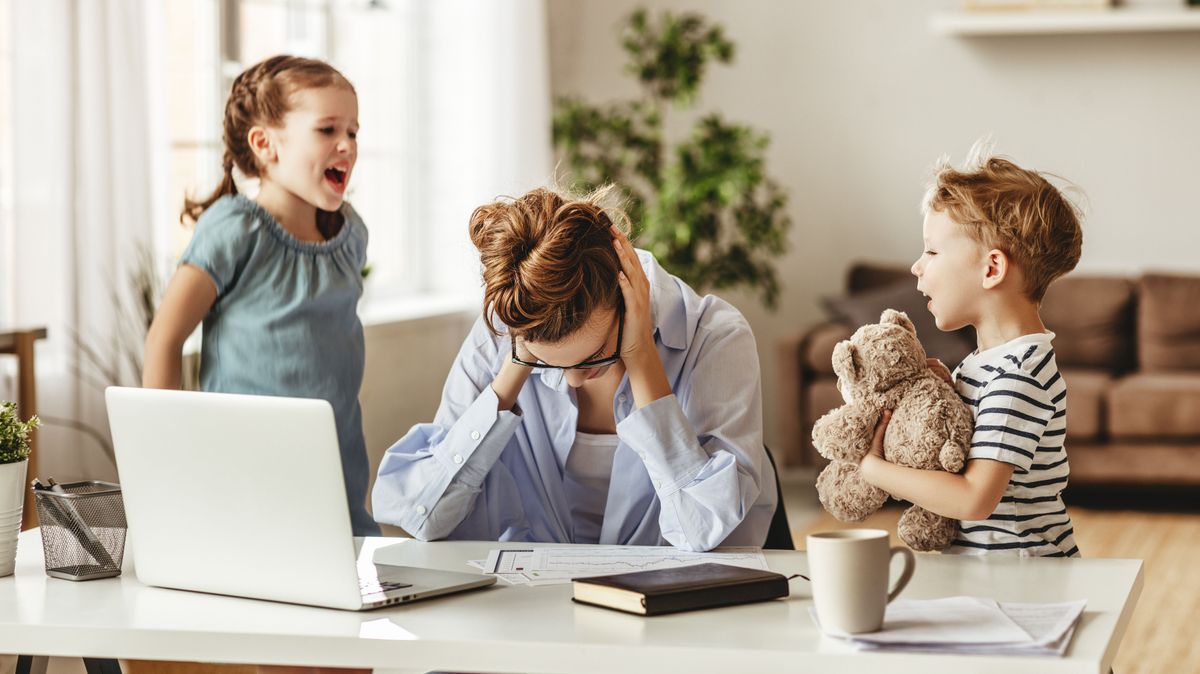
[860,147,1082,557]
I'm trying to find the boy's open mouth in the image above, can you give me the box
[324,167,348,192]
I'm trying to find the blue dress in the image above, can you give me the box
[181,194,380,536]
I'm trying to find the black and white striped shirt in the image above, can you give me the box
[947,332,1080,558]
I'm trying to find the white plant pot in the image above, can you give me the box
[0,458,27,577]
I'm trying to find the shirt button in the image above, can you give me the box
[470,430,481,441]
[618,394,627,404]
[416,505,427,515]
[453,454,464,464]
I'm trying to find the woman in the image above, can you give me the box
[372,186,775,551]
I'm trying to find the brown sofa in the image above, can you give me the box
[777,262,1200,485]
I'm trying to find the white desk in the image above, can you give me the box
[1,530,1142,674]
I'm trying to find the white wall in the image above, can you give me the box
[548,0,1200,455]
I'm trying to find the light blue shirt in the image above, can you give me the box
[181,194,380,536]
[372,251,776,551]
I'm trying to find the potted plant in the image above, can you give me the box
[1,400,39,576]
[553,9,791,308]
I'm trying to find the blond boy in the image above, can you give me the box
[861,148,1083,557]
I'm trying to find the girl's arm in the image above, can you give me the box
[859,411,1014,521]
[143,265,217,389]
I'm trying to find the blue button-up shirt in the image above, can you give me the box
[372,252,776,551]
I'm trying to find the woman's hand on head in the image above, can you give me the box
[611,225,672,407]
[611,225,655,364]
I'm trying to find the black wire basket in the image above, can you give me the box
[33,481,126,581]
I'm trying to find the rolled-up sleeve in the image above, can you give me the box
[372,319,522,539]
[616,312,772,551]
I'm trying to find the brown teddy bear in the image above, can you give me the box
[812,309,974,551]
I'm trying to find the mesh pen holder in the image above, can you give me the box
[33,481,127,581]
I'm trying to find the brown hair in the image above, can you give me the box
[469,186,631,343]
[923,150,1082,301]
[181,55,355,226]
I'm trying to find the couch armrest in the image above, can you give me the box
[776,320,852,467]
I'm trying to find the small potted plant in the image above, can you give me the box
[1,400,39,576]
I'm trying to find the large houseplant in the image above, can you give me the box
[1,400,40,576]
[553,9,791,308]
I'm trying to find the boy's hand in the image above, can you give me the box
[927,358,952,384]
[866,409,892,462]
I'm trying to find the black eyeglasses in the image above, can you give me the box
[511,311,624,370]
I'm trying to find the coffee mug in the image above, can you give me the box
[806,529,916,634]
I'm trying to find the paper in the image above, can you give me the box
[480,546,770,586]
[815,596,1087,657]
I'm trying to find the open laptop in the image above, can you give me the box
[105,386,495,610]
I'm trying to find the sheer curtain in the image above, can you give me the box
[3,0,168,481]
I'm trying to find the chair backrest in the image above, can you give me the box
[762,445,794,550]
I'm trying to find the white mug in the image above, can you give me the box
[806,529,916,634]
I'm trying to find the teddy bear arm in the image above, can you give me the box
[812,403,878,462]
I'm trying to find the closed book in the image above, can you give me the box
[571,563,789,616]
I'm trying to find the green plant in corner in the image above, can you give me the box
[553,8,791,308]
[0,401,39,465]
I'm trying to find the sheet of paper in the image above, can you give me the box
[481,546,770,586]
[844,596,1030,644]
[831,597,1087,658]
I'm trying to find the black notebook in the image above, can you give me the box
[571,562,789,616]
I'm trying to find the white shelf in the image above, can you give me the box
[930,6,1200,35]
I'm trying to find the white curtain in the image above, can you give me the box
[5,0,167,481]
[424,0,553,297]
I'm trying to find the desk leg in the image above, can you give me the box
[15,656,48,674]
[82,660,122,674]
[14,331,38,531]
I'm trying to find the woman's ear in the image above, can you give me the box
[982,248,1009,290]
[247,126,275,165]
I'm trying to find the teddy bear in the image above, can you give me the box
[811,309,974,551]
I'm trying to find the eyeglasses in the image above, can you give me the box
[511,310,624,370]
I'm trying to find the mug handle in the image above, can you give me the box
[886,546,916,604]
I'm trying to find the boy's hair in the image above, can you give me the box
[469,185,630,343]
[922,145,1083,302]
[181,55,355,226]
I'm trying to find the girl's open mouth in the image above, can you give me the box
[324,167,347,193]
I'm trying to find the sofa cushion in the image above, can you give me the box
[1139,273,1200,372]
[803,323,853,375]
[824,279,975,367]
[1108,372,1200,439]
[1061,368,1112,442]
[1042,276,1136,373]
[847,263,913,294]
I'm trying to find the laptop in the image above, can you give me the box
[105,386,495,610]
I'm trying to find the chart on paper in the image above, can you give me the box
[481,546,769,586]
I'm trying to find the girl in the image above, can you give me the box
[371,186,776,551]
[144,55,379,536]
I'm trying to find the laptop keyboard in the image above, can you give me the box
[360,578,413,596]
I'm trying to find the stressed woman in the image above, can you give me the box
[371,187,776,551]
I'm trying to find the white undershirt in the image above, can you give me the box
[563,431,620,544]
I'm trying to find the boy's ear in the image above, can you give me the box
[981,248,1009,290]
[247,126,275,164]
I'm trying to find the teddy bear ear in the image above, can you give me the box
[880,309,917,336]
[832,340,861,380]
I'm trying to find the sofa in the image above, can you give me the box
[777,262,1200,485]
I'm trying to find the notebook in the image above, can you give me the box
[572,562,789,615]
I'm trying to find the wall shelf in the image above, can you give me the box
[930,6,1200,35]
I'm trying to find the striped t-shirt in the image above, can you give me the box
[947,332,1080,557]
